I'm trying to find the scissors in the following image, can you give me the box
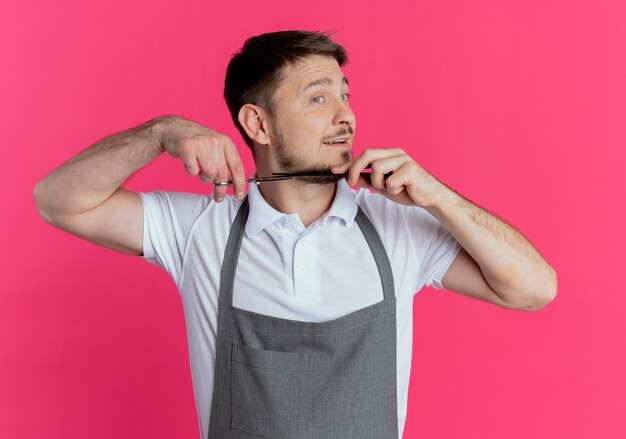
[212,165,392,186]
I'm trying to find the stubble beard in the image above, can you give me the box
[271,119,352,185]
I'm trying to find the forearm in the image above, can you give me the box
[34,116,169,217]
[424,182,557,304]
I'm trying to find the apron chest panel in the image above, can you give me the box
[208,196,399,439]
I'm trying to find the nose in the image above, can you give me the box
[332,98,356,128]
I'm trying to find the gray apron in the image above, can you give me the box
[207,195,399,439]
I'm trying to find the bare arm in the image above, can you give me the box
[34,117,165,219]
[428,185,557,311]
[333,148,557,311]
[33,115,246,256]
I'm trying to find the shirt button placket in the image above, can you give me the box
[293,237,308,296]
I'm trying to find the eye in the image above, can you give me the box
[341,93,351,102]
[311,96,324,103]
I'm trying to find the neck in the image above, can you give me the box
[254,162,337,228]
[257,180,337,228]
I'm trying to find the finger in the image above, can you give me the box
[346,149,404,186]
[195,145,218,184]
[223,140,246,199]
[181,149,201,176]
[384,162,422,196]
[368,154,410,190]
[211,150,230,203]
[355,173,377,191]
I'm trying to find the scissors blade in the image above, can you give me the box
[269,172,348,177]
[213,175,299,186]
[213,167,391,186]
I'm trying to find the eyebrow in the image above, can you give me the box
[301,76,349,94]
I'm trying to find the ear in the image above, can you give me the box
[238,104,271,146]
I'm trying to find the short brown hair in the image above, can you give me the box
[224,30,349,149]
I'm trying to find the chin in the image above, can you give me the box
[336,149,353,165]
[327,148,352,168]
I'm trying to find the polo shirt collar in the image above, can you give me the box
[327,177,358,228]
[244,172,358,236]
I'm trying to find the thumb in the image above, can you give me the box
[331,161,353,173]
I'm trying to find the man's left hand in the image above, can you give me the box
[331,148,445,208]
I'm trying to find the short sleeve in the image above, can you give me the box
[418,221,463,290]
[138,190,212,283]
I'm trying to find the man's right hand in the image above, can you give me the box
[34,114,248,257]
[159,116,247,202]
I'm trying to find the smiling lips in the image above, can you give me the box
[323,136,351,145]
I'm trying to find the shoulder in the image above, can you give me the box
[138,190,212,212]
[138,190,243,229]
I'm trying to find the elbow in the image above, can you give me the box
[33,181,55,224]
[520,268,558,312]
[524,292,555,312]
[500,266,557,312]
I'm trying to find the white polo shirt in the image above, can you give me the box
[138,176,462,439]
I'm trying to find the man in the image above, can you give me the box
[34,30,557,439]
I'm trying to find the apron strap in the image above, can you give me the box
[218,195,250,308]
[354,206,395,300]
[219,194,395,307]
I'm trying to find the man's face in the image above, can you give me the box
[266,54,356,184]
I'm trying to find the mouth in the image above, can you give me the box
[322,136,351,146]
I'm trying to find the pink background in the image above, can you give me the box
[3,0,625,437]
